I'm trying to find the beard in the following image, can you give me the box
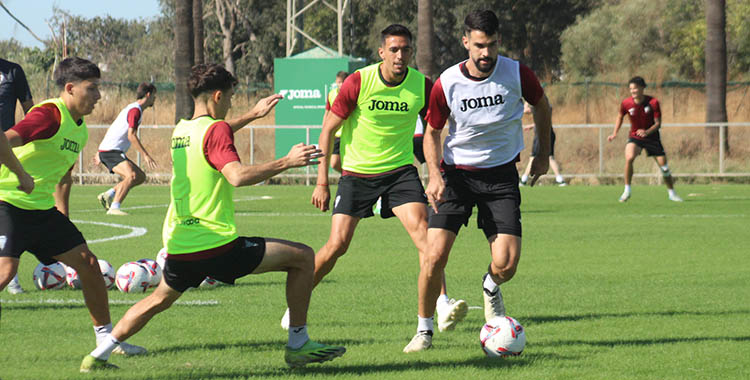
[474,56,496,73]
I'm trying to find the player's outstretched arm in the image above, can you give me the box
[528,95,552,186]
[226,94,283,133]
[423,123,445,213]
[311,112,345,212]
[1,130,34,194]
[221,143,322,187]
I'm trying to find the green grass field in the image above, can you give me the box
[2,184,749,379]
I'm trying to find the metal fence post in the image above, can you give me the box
[136,127,142,167]
[598,126,604,176]
[250,127,255,165]
[719,124,725,174]
[78,152,83,185]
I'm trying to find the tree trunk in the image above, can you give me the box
[216,0,236,75]
[175,0,195,123]
[193,0,205,65]
[416,0,437,79]
[705,0,729,153]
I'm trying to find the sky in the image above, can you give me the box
[1,0,163,49]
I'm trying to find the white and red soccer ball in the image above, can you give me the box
[32,262,67,290]
[199,277,220,288]
[137,258,162,288]
[115,262,151,293]
[98,259,116,289]
[62,263,81,289]
[480,316,526,357]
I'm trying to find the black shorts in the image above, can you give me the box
[532,129,556,157]
[99,150,131,173]
[0,202,86,265]
[163,237,266,293]
[628,137,665,156]
[334,165,427,219]
[428,162,522,238]
[332,137,341,155]
[413,136,425,164]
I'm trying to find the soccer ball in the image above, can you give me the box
[155,248,167,270]
[98,259,116,289]
[199,277,220,288]
[137,258,162,288]
[480,316,526,357]
[32,262,67,290]
[115,262,151,293]
[62,263,82,289]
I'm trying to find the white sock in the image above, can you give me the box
[556,175,564,183]
[483,273,498,292]
[288,325,309,350]
[94,323,113,345]
[110,201,121,209]
[623,185,631,194]
[668,189,676,197]
[520,174,529,182]
[436,294,450,307]
[417,316,434,333]
[90,333,120,360]
[105,188,115,198]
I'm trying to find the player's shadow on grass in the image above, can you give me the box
[543,335,750,348]
[149,338,361,355]
[524,308,750,324]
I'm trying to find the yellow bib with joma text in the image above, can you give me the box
[0,98,88,210]
[163,116,238,254]
[339,64,425,174]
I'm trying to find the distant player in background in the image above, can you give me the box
[294,24,468,340]
[325,71,348,173]
[406,10,552,352]
[80,63,345,372]
[0,57,147,358]
[520,102,566,186]
[1,58,35,294]
[607,76,682,202]
[96,82,158,215]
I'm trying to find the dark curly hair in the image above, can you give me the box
[188,64,238,98]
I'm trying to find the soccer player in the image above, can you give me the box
[325,71,348,173]
[0,56,146,357]
[80,63,345,372]
[404,10,552,352]
[294,24,468,340]
[520,102,566,186]
[1,58,35,294]
[95,82,158,215]
[607,76,682,202]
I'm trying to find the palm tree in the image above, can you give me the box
[193,0,205,65]
[705,0,728,153]
[175,0,195,122]
[416,0,437,80]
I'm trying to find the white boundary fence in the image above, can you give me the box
[78,122,750,185]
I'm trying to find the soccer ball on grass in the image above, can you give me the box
[480,316,526,357]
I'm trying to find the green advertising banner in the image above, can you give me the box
[274,48,366,158]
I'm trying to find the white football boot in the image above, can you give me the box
[483,275,506,323]
[6,275,25,294]
[111,342,147,356]
[403,331,432,353]
[436,298,468,332]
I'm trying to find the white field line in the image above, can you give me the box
[616,214,746,218]
[77,195,273,213]
[71,220,148,244]
[0,298,219,306]
[235,212,327,217]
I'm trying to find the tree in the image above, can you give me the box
[193,0,205,64]
[705,0,728,152]
[416,0,437,79]
[175,0,194,122]
[215,0,238,75]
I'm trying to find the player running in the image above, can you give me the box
[80,63,345,372]
[0,57,147,360]
[404,10,552,352]
[95,82,158,215]
[608,76,682,202]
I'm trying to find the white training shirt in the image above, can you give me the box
[98,102,142,152]
[437,55,525,168]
